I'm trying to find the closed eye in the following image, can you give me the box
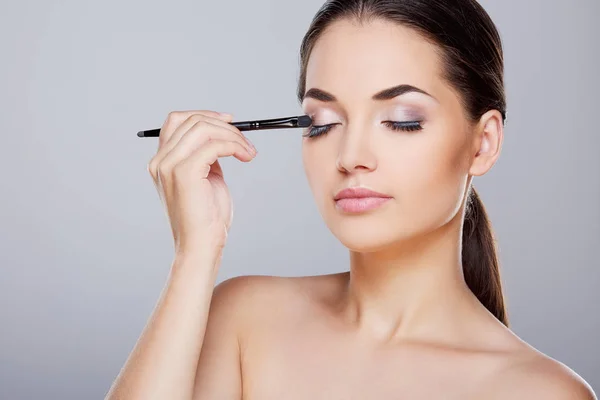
[302,121,423,138]
[382,120,423,132]
[302,123,338,138]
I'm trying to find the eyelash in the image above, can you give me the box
[302,121,423,138]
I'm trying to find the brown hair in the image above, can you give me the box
[297,0,508,326]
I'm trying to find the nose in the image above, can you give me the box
[335,122,377,173]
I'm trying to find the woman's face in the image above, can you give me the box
[301,18,498,252]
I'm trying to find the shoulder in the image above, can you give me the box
[195,274,323,398]
[210,272,345,326]
[212,273,332,303]
[484,349,596,400]
[213,272,346,301]
[208,275,283,324]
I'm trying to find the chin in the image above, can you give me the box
[325,217,412,253]
[321,204,448,253]
[338,237,399,253]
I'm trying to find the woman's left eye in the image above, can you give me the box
[382,121,423,132]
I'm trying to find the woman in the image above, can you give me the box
[106,0,596,399]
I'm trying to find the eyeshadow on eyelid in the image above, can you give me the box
[389,108,425,120]
[308,110,340,124]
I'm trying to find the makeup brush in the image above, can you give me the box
[136,115,313,138]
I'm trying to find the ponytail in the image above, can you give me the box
[462,186,508,326]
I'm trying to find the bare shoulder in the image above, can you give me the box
[213,272,343,302]
[484,347,597,400]
[211,272,345,325]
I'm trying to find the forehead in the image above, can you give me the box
[305,18,443,101]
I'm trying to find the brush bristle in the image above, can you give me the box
[298,115,312,127]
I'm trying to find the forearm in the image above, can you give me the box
[105,249,222,400]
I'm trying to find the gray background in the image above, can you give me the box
[1,0,598,398]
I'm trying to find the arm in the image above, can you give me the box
[106,109,257,399]
[192,276,248,399]
[105,250,224,400]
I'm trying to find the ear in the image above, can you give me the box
[469,109,504,177]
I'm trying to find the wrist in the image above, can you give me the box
[171,246,223,279]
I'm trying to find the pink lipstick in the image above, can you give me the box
[333,187,392,214]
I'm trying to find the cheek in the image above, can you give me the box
[381,132,468,221]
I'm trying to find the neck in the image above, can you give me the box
[340,210,480,343]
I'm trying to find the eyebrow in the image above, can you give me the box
[302,84,437,103]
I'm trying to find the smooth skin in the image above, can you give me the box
[106,18,596,400]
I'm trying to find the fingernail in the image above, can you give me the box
[219,112,233,118]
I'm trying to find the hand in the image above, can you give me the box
[147,110,257,255]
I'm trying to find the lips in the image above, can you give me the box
[333,187,393,213]
[334,187,392,200]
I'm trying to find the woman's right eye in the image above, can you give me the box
[302,123,336,138]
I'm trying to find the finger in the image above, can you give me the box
[154,113,248,170]
[158,110,233,148]
[161,113,250,158]
[173,139,254,181]
[156,121,254,184]
[159,120,255,173]
[149,111,234,182]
